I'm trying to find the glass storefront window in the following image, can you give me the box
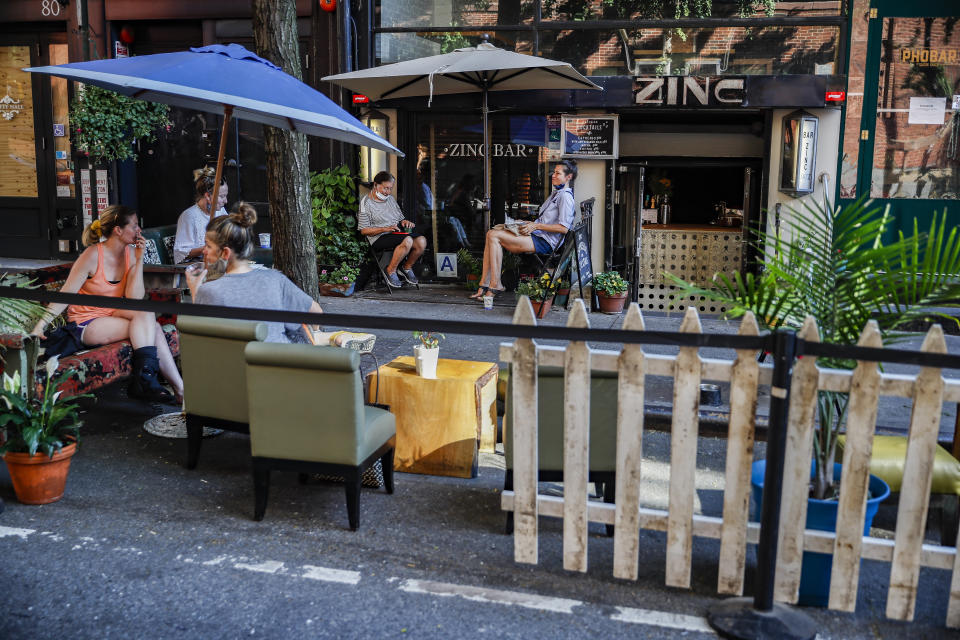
[870,17,960,200]
[378,25,839,76]
[379,0,534,28]
[50,44,74,199]
[415,112,553,263]
[0,45,38,198]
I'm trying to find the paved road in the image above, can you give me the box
[1,286,958,638]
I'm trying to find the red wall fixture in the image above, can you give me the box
[119,25,135,44]
[319,0,336,12]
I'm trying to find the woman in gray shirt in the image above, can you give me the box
[185,202,323,343]
[358,171,427,288]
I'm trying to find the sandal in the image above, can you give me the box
[468,286,489,300]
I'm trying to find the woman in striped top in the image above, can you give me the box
[358,171,427,289]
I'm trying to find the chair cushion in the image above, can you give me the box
[359,405,396,462]
[837,434,960,496]
[504,365,619,472]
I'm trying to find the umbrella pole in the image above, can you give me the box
[482,84,490,232]
[209,105,234,215]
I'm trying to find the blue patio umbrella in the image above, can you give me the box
[26,43,403,208]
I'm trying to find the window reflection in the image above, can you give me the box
[871,17,960,200]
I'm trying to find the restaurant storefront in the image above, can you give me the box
[0,0,340,260]
[362,1,850,309]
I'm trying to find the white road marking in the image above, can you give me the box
[301,565,361,585]
[5,524,716,634]
[234,560,285,574]
[399,578,582,615]
[0,525,35,539]
[612,606,716,634]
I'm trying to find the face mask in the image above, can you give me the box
[205,258,228,280]
[374,190,389,201]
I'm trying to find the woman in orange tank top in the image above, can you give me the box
[31,205,184,404]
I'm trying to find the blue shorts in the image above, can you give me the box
[532,235,552,255]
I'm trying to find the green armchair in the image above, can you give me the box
[503,365,619,534]
[178,315,267,469]
[244,342,396,531]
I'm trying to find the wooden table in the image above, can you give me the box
[367,356,498,478]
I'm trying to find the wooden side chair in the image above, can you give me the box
[178,315,266,469]
[244,342,396,531]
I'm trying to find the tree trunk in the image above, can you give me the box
[252,0,318,299]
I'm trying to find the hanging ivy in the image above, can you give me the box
[69,85,171,164]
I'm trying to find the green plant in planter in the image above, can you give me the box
[594,271,628,296]
[456,248,482,278]
[0,358,90,458]
[319,263,360,286]
[0,274,51,336]
[312,166,365,268]
[670,197,960,500]
[70,85,171,164]
[515,272,559,300]
[412,331,445,349]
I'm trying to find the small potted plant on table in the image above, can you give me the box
[0,357,90,504]
[593,271,629,313]
[412,331,444,379]
[515,273,560,318]
[318,263,360,297]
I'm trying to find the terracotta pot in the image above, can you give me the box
[4,443,77,504]
[554,288,570,307]
[530,299,552,318]
[466,274,479,282]
[318,282,356,297]
[597,292,628,313]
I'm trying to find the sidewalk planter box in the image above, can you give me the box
[751,459,890,606]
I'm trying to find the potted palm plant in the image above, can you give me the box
[457,248,482,288]
[0,357,90,504]
[671,197,960,604]
[412,331,444,379]
[593,271,629,313]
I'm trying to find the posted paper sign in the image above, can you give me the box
[436,253,457,278]
[80,170,92,225]
[908,96,946,124]
[953,95,960,110]
[95,169,108,214]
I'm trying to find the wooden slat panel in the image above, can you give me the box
[717,312,760,595]
[775,317,821,603]
[613,304,646,580]
[511,297,540,565]
[829,322,883,611]
[563,300,591,573]
[665,308,702,589]
[887,326,948,621]
[501,494,957,571]
[948,539,960,628]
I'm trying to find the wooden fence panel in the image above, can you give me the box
[511,297,540,565]
[666,307,702,589]
[563,300,591,573]
[887,326,947,621]
[775,317,821,603]
[613,304,647,580]
[829,322,883,611]
[717,312,761,596]
[949,546,960,627]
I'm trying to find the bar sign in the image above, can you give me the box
[352,94,369,104]
[825,91,845,102]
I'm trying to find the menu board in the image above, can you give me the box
[561,115,618,159]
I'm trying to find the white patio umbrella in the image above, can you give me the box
[323,41,600,229]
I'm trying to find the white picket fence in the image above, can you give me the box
[499,298,960,628]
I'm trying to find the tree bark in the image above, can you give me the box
[252,0,318,299]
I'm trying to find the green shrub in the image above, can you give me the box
[311,166,365,267]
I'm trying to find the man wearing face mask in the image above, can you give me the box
[358,171,428,289]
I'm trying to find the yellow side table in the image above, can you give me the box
[367,356,497,478]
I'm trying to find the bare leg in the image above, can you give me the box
[387,237,413,274]
[402,236,427,270]
[154,322,183,397]
[479,229,536,291]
